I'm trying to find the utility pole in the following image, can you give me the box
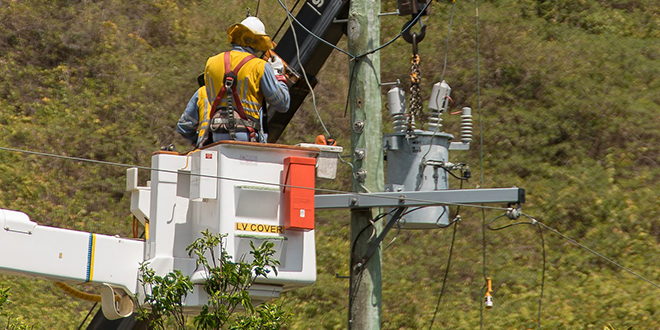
[347,0,383,329]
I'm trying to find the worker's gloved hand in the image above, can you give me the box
[268,55,285,75]
[268,55,287,83]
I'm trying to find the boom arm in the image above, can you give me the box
[267,0,349,142]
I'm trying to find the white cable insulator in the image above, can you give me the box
[392,113,408,133]
[460,107,473,143]
[388,87,409,132]
[427,109,442,131]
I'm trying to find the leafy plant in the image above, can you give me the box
[138,229,287,330]
[0,287,33,330]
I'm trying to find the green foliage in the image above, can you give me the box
[138,267,192,329]
[138,230,286,330]
[0,287,8,312]
[0,287,33,330]
[1,0,660,328]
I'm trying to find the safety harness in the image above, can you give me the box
[208,52,261,141]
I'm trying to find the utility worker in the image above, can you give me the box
[177,16,289,147]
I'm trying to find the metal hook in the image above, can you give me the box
[402,16,426,48]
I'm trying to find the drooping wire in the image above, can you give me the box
[282,0,332,139]
[439,1,456,84]
[275,0,355,58]
[343,59,360,118]
[428,181,463,330]
[0,146,517,215]
[356,0,435,59]
[273,0,302,40]
[274,0,435,60]
[427,216,458,330]
[536,222,545,330]
[418,0,457,168]
[485,211,545,329]
[487,214,535,231]
[77,302,98,330]
[348,208,396,326]
[474,0,486,327]
[527,214,660,290]
[350,210,396,260]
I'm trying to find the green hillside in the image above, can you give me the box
[1,0,660,328]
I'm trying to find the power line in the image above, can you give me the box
[282,0,333,139]
[0,145,512,213]
[474,0,486,328]
[486,212,545,329]
[439,1,456,83]
[528,215,660,290]
[355,0,435,59]
[419,0,457,174]
[274,0,435,60]
[487,214,535,231]
[536,223,545,330]
[427,205,461,329]
[275,0,355,58]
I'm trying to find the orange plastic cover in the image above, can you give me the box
[283,156,316,230]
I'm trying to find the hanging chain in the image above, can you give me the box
[408,53,422,131]
[402,16,426,133]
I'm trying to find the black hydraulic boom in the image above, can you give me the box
[267,0,349,142]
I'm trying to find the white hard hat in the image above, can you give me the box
[240,17,267,35]
[227,16,272,52]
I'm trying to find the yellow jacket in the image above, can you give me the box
[204,51,267,122]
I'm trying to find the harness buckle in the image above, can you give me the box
[224,76,234,88]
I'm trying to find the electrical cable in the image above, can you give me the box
[272,0,300,40]
[384,221,401,250]
[77,302,98,330]
[427,213,458,330]
[348,208,396,327]
[428,182,462,330]
[536,222,545,330]
[343,59,360,118]
[483,211,546,329]
[273,0,302,40]
[527,214,660,290]
[474,0,486,327]
[274,0,435,60]
[282,0,333,140]
[439,1,456,84]
[350,209,397,258]
[418,0,457,186]
[397,204,457,229]
[433,162,470,181]
[275,0,356,59]
[487,214,536,231]
[0,146,516,214]
[356,0,435,59]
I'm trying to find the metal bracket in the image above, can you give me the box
[355,207,406,271]
[316,188,525,209]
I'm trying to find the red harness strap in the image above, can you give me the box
[209,52,257,121]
